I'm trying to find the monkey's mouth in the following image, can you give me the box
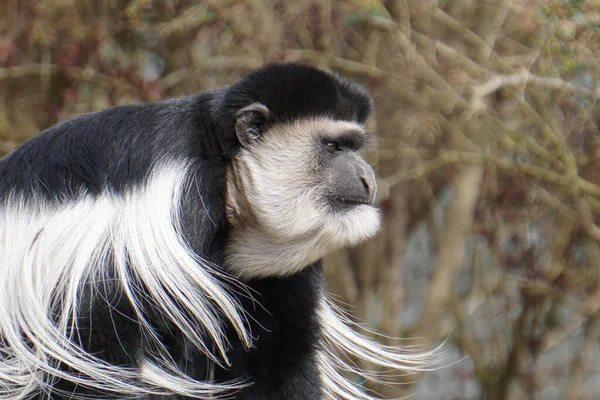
[328,195,372,210]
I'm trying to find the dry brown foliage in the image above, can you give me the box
[1,0,599,399]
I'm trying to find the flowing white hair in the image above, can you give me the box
[0,161,438,399]
[318,298,442,399]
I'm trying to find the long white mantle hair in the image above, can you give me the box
[0,161,439,400]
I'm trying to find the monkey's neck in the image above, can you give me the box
[223,159,338,280]
[224,224,334,280]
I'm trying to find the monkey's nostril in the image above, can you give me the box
[360,177,370,194]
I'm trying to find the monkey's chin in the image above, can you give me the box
[224,205,380,280]
[327,204,381,247]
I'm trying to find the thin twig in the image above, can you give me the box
[471,69,600,107]
[383,149,600,200]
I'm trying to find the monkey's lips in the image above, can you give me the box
[328,195,373,210]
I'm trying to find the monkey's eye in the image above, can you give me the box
[248,125,262,140]
[326,142,341,153]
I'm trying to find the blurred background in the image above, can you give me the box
[1,0,599,399]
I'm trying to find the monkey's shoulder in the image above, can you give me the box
[0,93,234,201]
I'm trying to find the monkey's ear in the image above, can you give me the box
[235,103,270,148]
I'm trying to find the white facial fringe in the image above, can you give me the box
[0,162,250,399]
[0,161,438,399]
[226,118,382,279]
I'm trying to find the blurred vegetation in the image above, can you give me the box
[1,0,600,399]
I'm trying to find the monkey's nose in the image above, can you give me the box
[359,170,377,205]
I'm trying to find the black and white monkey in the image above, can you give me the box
[0,64,434,399]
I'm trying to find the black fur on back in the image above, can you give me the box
[0,63,372,204]
[0,63,374,399]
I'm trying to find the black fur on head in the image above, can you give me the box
[213,63,374,150]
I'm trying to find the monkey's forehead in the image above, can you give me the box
[266,118,374,151]
[277,118,367,136]
[225,64,374,125]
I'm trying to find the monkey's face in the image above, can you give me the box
[225,104,380,279]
